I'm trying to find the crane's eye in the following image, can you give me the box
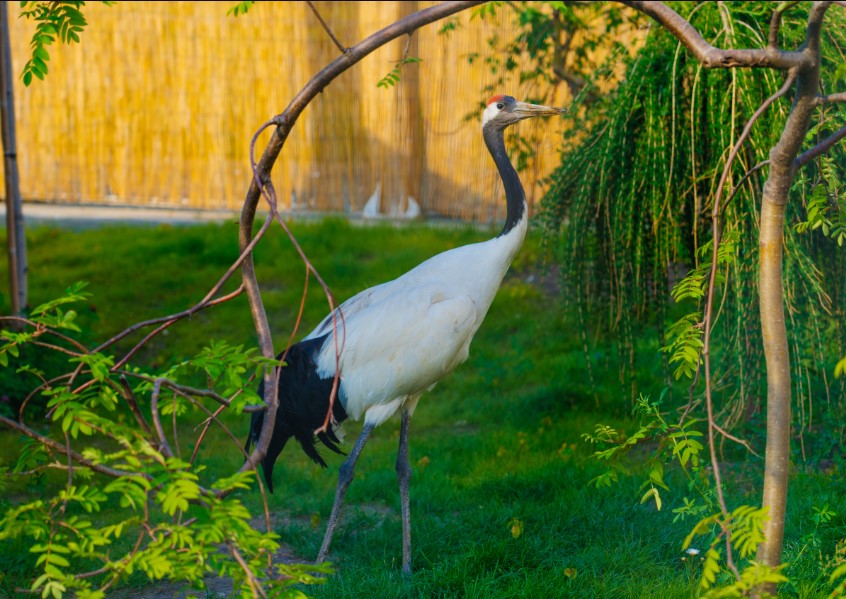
[496,103,504,110]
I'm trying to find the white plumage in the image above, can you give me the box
[306,224,525,424]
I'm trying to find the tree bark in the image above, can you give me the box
[756,13,827,590]
[0,1,28,316]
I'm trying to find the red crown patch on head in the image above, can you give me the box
[487,94,507,107]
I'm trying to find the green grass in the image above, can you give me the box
[1,219,844,598]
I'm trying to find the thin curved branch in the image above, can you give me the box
[0,316,91,354]
[118,375,154,437]
[714,422,762,458]
[698,68,796,581]
[712,69,797,220]
[97,202,274,367]
[768,1,802,48]
[721,160,771,215]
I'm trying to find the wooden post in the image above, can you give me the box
[0,1,27,315]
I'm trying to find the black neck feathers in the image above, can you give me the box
[483,125,526,237]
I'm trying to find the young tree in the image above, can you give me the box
[622,4,845,588]
[544,1,845,594]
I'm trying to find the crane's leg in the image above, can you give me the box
[316,422,375,565]
[396,409,413,575]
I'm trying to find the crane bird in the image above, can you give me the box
[246,95,564,574]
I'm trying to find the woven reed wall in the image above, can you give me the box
[3,1,608,221]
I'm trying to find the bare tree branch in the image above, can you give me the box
[306,0,347,54]
[815,91,846,104]
[150,379,175,459]
[768,1,802,48]
[618,1,809,69]
[698,67,796,581]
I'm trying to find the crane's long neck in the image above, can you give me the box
[483,125,526,237]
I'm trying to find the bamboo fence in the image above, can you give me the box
[2,1,615,222]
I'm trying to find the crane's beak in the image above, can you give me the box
[513,101,567,120]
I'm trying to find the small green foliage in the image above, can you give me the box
[583,392,705,511]
[226,1,254,17]
[0,281,328,597]
[469,2,502,20]
[701,562,788,598]
[438,18,459,35]
[683,504,773,592]
[376,57,423,89]
[661,313,704,380]
[29,282,91,320]
[661,231,741,380]
[18,2,113,86]
[795,151,846,246]
[163,339,276,412]
[673,496,711,523]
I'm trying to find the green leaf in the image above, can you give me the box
[640,487,662,510]
[700,547,721,589]
[227,1,255,17]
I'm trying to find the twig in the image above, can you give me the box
[0,413,143,479]
[720,160,771,215]
[110,284,246,371]
[768,1,801,48]
[0,316,91,354]
[697,68,796,581]
[712,69,797,215]
[228,540,268,599]
[118,375,154,436]
[814,91,846,105]
[306,0,347,53]
[795,122,846,166]
[189,404,232,466]
[150,379,175,459]
[714,422,762,458]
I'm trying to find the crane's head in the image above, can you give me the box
[482,95,565,131]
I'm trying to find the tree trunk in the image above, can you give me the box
[0,1,27,316]
[755,7,825,583]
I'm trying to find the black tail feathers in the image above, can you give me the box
[244,335,348,494]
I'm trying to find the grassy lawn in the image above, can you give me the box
[1,219,844,597]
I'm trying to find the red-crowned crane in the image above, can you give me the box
[246,95,564,574]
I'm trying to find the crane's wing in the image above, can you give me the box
[313,283,479,421]
[304,282,391,341]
